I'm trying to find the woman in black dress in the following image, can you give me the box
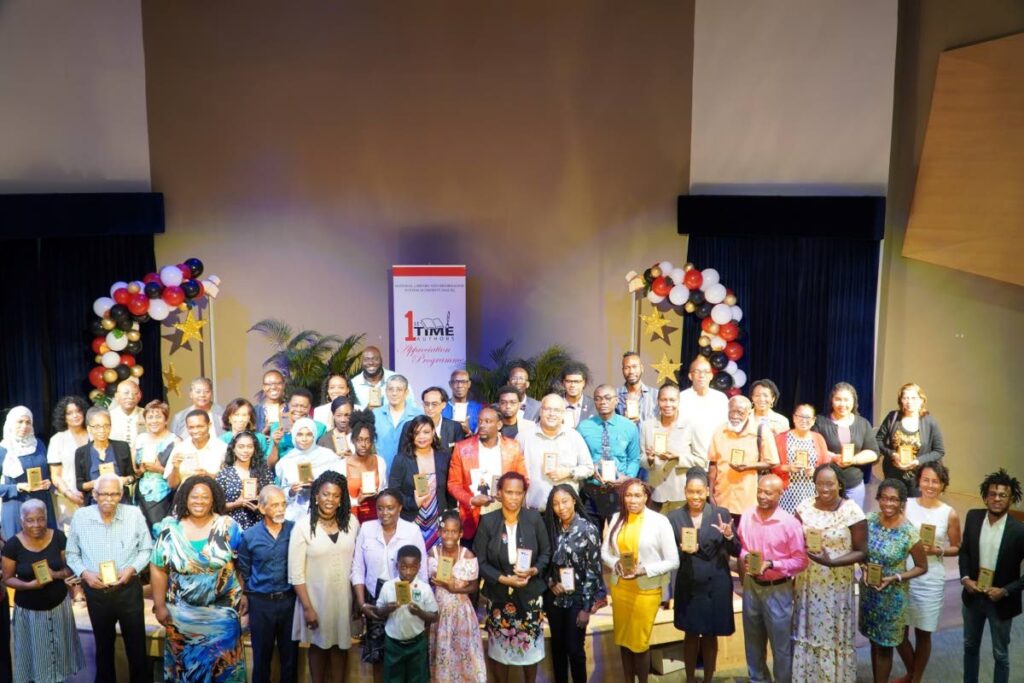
[666,467,739,683]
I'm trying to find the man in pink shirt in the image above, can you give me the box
[737,474,808,683]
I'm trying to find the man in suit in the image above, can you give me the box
[959,468,1024,683]
[400,387,463,454]
[560,363,596,429]
[508,365,541,422]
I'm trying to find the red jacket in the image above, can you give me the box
[447,435,527,539]
[771,430,830,488]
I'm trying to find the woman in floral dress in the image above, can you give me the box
[792,463,867,682]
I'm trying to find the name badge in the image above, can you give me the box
[559,567,575,591]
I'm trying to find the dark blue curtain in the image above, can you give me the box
[680,234,879,421]
[0,236,163,438]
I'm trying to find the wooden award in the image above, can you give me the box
[681,527,698,553]
[395,580,412,605]
[805,528,823,553]
[242,478,258,500]
[794,450,809,469]
[516,548,533,572]
[977,568,994,591]
[898,445,915,467]
[866,562,883,587]
[746,551,764,575]
[279,412,292,432]
[728,448,744,465]
[560,567,576,591]
[98,462,116,476]
[601,460,617,482]
[653,432,668,455]
[413,473,430,497]
[26,467,42,490]
[368,387,382,408]
[32,560,52,585]
[361,470,377,495]
[436,555,454,582]
[620,551,637,575]
[625,399,640,420]
[99,560,119,585]
[919,523,936,547]
[543,452,558,476]
[297,462,314,484]
[452,402,468,423]
[840,443,855,466]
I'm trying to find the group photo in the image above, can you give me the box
[1,1,1022,682]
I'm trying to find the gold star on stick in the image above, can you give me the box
[651,353,682,385]
[172,310,207,347]
[640,308,671,342]
[163,362,183,397]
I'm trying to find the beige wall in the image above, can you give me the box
[142,1,694,410]
[877,0,1024,497]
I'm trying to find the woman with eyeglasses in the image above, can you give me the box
[772,404,831,514]
[875,383,945,498]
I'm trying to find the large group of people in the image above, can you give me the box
[0,345,1020,683]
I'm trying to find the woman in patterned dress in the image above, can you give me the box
[859,479,928,683]
[875,383,945,497]
[150,475,246,683]
[428,509,486,683]
[216,431,274,530]
[792,463,867,682]
[773,404,831,513]
[389,415,451,552]
[133,400,179,533]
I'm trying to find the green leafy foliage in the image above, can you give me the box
[248,318,365,399]
[467,339,587,404]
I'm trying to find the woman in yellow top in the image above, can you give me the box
[601,478,679,682]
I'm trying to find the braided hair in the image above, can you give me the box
[308,469,353,535]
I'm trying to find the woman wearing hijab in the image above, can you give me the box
[274,417,344,522]
[0,407,56,538]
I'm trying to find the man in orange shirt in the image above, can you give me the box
[707,395,779,528]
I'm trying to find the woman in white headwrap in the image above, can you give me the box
[0,407,56,539]
[274,417,344,522]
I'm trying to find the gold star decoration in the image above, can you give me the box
[172,310,207,347]
[640,308,672,342]
[651,353,682,385]
[162,362,183,397]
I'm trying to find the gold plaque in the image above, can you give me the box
[620,551,637,575]
[99,560,119,585]
[264,403,281,424]
[746,551,763,575]
[681,527,698,553]
[806,528,823,553]
[98,462,116,476]
[297,462,314,484]
[866,562,883,587]
[977,567,994,591]
[729,448,745,465]
[919,523,936,547]
[840,443,855,466]
[452,402,468,423]
[559,567,576,591]
[32,560,52,585]
[361,470,377,495]
[625,399,640,420]
[436,555,454,582]
[368,387,382,408]
[395,580,412,605]
[793,450,809,468]
[898,445,915,467]
[543,452,558,476]
[242,478,258,500]
[600,460,617,482]
[413,473,430,497]
[653,432,668,455]
[26,467,42,490]
[516,548,533,572]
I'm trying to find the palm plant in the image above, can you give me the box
[248,318,365,398]
[467,340,586,403]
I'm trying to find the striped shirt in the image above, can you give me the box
[66,503,154,577]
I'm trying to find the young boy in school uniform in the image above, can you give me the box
[374,544,439,683]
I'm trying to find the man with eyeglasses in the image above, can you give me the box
[960,468,1024,683]
[521,395,593,512]
[507,365,541,422]
[66,473,153,683]
[560,363,595,429]
[170,377,224,438]
[441,369,482,436]
[400,387,463,454]
[74,407,135,505]
[678,356,729,466]
[495,384,537,442]
[108,378,145,451]
[578,385,641,532]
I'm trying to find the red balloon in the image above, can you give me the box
[651,276,671,297]
[128,293,150,316]
[143,272,162,285]
[177,264,192,279]
[683,269,703,290]
[701,317,716,333]
[719,322,739,341]
[120,354,136,367]
[724,341,744,361]
[91,337,105,354]
[162,286,185,306]
[113,287,132,305]
[726,387,742,397]
[88,366,107,389]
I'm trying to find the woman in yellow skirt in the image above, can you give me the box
[601,478,679,682]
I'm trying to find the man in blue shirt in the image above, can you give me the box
[577,384,641,533]
[237,485,297,683]
[441,369,482,436]
[373,375,423,469]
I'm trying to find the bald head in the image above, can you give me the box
[756,474,784,512]
[360,346,383,378]
[539,394,567,434]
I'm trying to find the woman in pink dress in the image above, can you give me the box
[428,509,486,683]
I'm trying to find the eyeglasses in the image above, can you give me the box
[563,379,585,385]
[541,407,564,414]
[95,492,121,499]
[793,414,815,420]
[986,491,1010,500]
[450,379,470,385]
[422,401,444,408]
[88,423,111,430]
[263,381,283,387]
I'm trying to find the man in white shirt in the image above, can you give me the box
[170,377,224,437]
[521,394,594,511]
[508,365,541,422]
[108,379,145,451]
[678,356,729,465]
[350,346,417,409]
[495,385,537,444]
[164,410,227,488]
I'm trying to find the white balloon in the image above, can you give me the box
[710,335,727,351]
[160,265,184,287]
[101,351,121,369]
[731,305,743,322]
[669,268,686,285]
[105,331,128,352]
[109,281,128,296]
[93,297,115,317]
[711,303,732,325]
[733,369,747,388]
[705,283,727,304]
[148,299,171,321]
[701,268,720,287]
[658,261,674,276]
[647,290,665,304]
[668,284,688,306]
[726,361,738,375]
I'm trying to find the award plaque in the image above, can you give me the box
[560,567,575,591]
[898,445,914,467]
[452,402,468,423]
[977,568,994,591]
[919,523,936,547]
[297,462,314,484]
[601,460,617,482]
[395,580,412,605]
[516,548,533,572]
[563,409,577,428]
[866,562,883,587]
[653,432,668,455]
[794,450,809,468]
[98,462,116,476]
[840,443,855,466]
[620,551,637,575]
[265,403,280,425]
[361,470,377,495]
[805,528,823,553]
[746,551,764,575]
[413,473,430,496]
[625,399,640,420]
[368,387,382,408]
[729,448,745,465]
[681,527,698,553]
[99,560,119,585]
[26,467,42,490]
[436,555,454,582]
[242,478,258,500]
[32,560,52,585]
[543,452,558,476]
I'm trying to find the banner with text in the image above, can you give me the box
[391,265,466,396]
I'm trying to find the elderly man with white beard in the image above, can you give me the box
[707,395,779,529]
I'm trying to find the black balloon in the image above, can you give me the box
[185,257,204,278]
[115,364,131,381]
[133,313,150,324]
[643,267,654,285]
[710,351,728,370]
[109,304,130,322]
[104,383,117,397]
[117,318,133,331]
[181,279,201,299]
[125,340,142,355]
[688,290,705,306]
[696,302,714,319]
[710,372,734,391]
[699,345,714,358]
[144,281,164,299]
[89,319,107,336]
